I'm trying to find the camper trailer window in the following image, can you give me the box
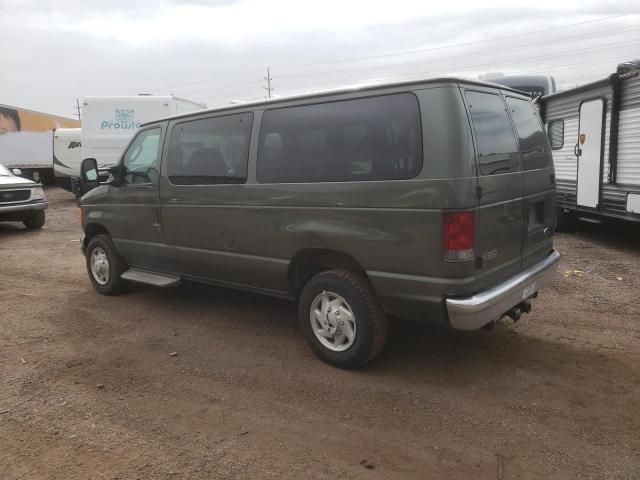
[548,120,564,150]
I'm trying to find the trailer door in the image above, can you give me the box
[576,99,604,208]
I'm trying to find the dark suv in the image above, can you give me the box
[78,78,559,368]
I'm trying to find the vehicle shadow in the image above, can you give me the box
[569,217,640,253]
[115,280,636,392]
[0,222,27,236]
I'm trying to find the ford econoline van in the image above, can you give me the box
[79,78,560,368]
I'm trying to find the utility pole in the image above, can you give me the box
[263,67,273,99]
[73,98,82,122]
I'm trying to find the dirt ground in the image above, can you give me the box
[1,186,639,480]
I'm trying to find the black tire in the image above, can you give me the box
[555,207,577,233]
[298,269,388,369]
[85,234,129,295]
[23,210,45,229]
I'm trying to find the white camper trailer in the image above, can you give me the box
[53,128,82,192]
[82,95,206,167]
[541,60,640,228]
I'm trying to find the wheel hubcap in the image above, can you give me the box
[310,291,356,352]
[90,247,110,285]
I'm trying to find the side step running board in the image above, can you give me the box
[121,269,182,287]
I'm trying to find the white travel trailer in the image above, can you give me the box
[53,128,82,192]
[541,60,640,228]
[82,94,206,167]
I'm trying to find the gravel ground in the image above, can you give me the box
[1,186,639,480]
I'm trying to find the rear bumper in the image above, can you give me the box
[446,249,560,330]
[0,200,48,214]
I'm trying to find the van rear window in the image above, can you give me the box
[506,97,551,170]
[256,93,422,183]
[465,91,520,176]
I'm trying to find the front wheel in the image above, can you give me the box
[85,234,129,295]
[23,210,45,229]
[298,269,388,369]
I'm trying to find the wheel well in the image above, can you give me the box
[83,223,109,249]
[288,249,366,297]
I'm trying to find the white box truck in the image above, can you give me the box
[58,95,205,195]
[0,104,80,184]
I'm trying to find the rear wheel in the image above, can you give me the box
[85,234,129,295]
[23,210,45,229]
[298,269,388,369]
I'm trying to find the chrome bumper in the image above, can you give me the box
[446,249,560,330]
[0,200,48,214]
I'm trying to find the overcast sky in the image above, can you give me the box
[1,0,638,118]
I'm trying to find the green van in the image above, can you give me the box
[79,78,560,368]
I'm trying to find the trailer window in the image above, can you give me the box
[506,96,551,170]
[256,93,422,183]
[548,119,564,150]
[465,91,520,176]
[167,112,253,185]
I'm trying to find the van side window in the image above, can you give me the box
[167,113,253,185]
[257,93,422,183]
[548,119,564,150]
[506,97,551,170]
[122,127,162,184]
[465,91,520,176]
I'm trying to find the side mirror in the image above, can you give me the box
[11,168,22,176]
[80,158,100,191]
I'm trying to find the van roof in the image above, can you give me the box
[141,76,528,126]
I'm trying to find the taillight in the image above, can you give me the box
[442,211,475,262]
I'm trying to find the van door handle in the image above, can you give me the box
[574,142,582,157]
[151,208,161,230]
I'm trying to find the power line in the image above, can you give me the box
[175,55,629,107]
[275,25,640,79]
[161,15,638,99]
[271,13,638,69]
[276,39,640,89]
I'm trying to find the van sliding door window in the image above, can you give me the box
[256,93,422,183]
[167,113,253,185]
[122,127,162,184]
[465,91,520,176]
[506,97,551,170]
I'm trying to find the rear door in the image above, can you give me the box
[505,96,556,270]
[464,90,524,286]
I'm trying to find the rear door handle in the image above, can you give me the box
[574,142,582,157]
[151,208,161,230]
